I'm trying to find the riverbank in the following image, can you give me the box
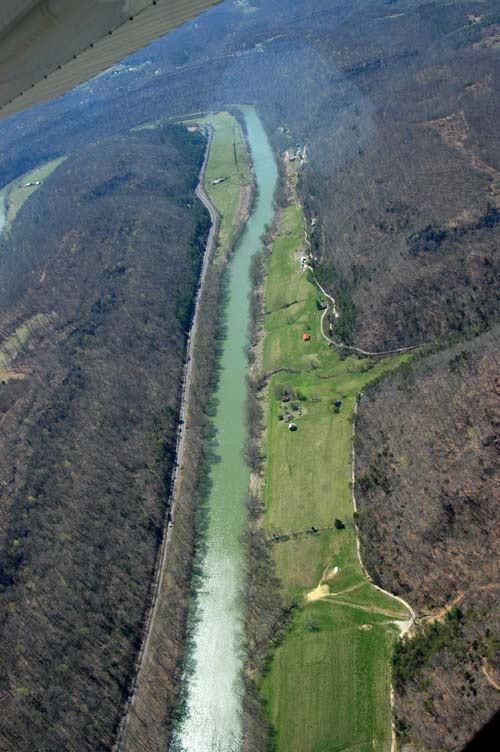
[170,105,277,752]
[245,161,412,752]
[184,110,254,259]
[117,112,255,752]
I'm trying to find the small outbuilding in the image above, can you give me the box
[303,333,311,342]
[288,422,297,431]
[334,400,342,408]
[282,394,291,402]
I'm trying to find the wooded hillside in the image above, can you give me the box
[0,126,209,750]
[355,328,500,750]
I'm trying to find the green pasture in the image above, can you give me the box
[258,202,410,751]
[183,111,252,255]
[0,157,66,233]
[261,602,398,752]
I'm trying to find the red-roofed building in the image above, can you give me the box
[303,333,311,341]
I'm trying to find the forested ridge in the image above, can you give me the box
[2,0,500,350]
[2,0,500,352]
[355,327,500,750]
[0,126,209,750]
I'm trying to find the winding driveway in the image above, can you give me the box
[308,266,422,358]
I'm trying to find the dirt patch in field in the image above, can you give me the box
[0,370,27,382]
[233,183,253,227]
[306,583,329,602]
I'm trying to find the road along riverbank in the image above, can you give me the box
[114,125,219,750]
[116,114,254,752]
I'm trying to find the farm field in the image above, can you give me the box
[0,157,66,234]
[183,110,252,255]
[257,199,411,752]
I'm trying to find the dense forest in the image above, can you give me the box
[0,126,209,750]
[355,328,500,750]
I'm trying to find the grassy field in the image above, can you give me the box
[0,313,53,381]
[0,157,66,233]
[183,111,252,255]
[257,199,411,752]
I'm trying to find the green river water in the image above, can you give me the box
[171,107,277,752]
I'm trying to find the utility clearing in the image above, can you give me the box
[255,167,412,752]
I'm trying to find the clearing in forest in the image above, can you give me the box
[0,157,67,234]
[0,314,54,381]
[257,200,411,752]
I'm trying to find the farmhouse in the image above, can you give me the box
[303,333,310,341]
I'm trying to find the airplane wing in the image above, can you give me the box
[0,1,221,120]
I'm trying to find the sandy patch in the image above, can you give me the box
[306,583,330,602]
[0,370,27,382]
[233,183,252,227]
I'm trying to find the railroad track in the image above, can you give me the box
[113,125,220,750]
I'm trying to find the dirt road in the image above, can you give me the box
[308,265,422,358]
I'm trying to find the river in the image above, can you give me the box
[170,106,277,752]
